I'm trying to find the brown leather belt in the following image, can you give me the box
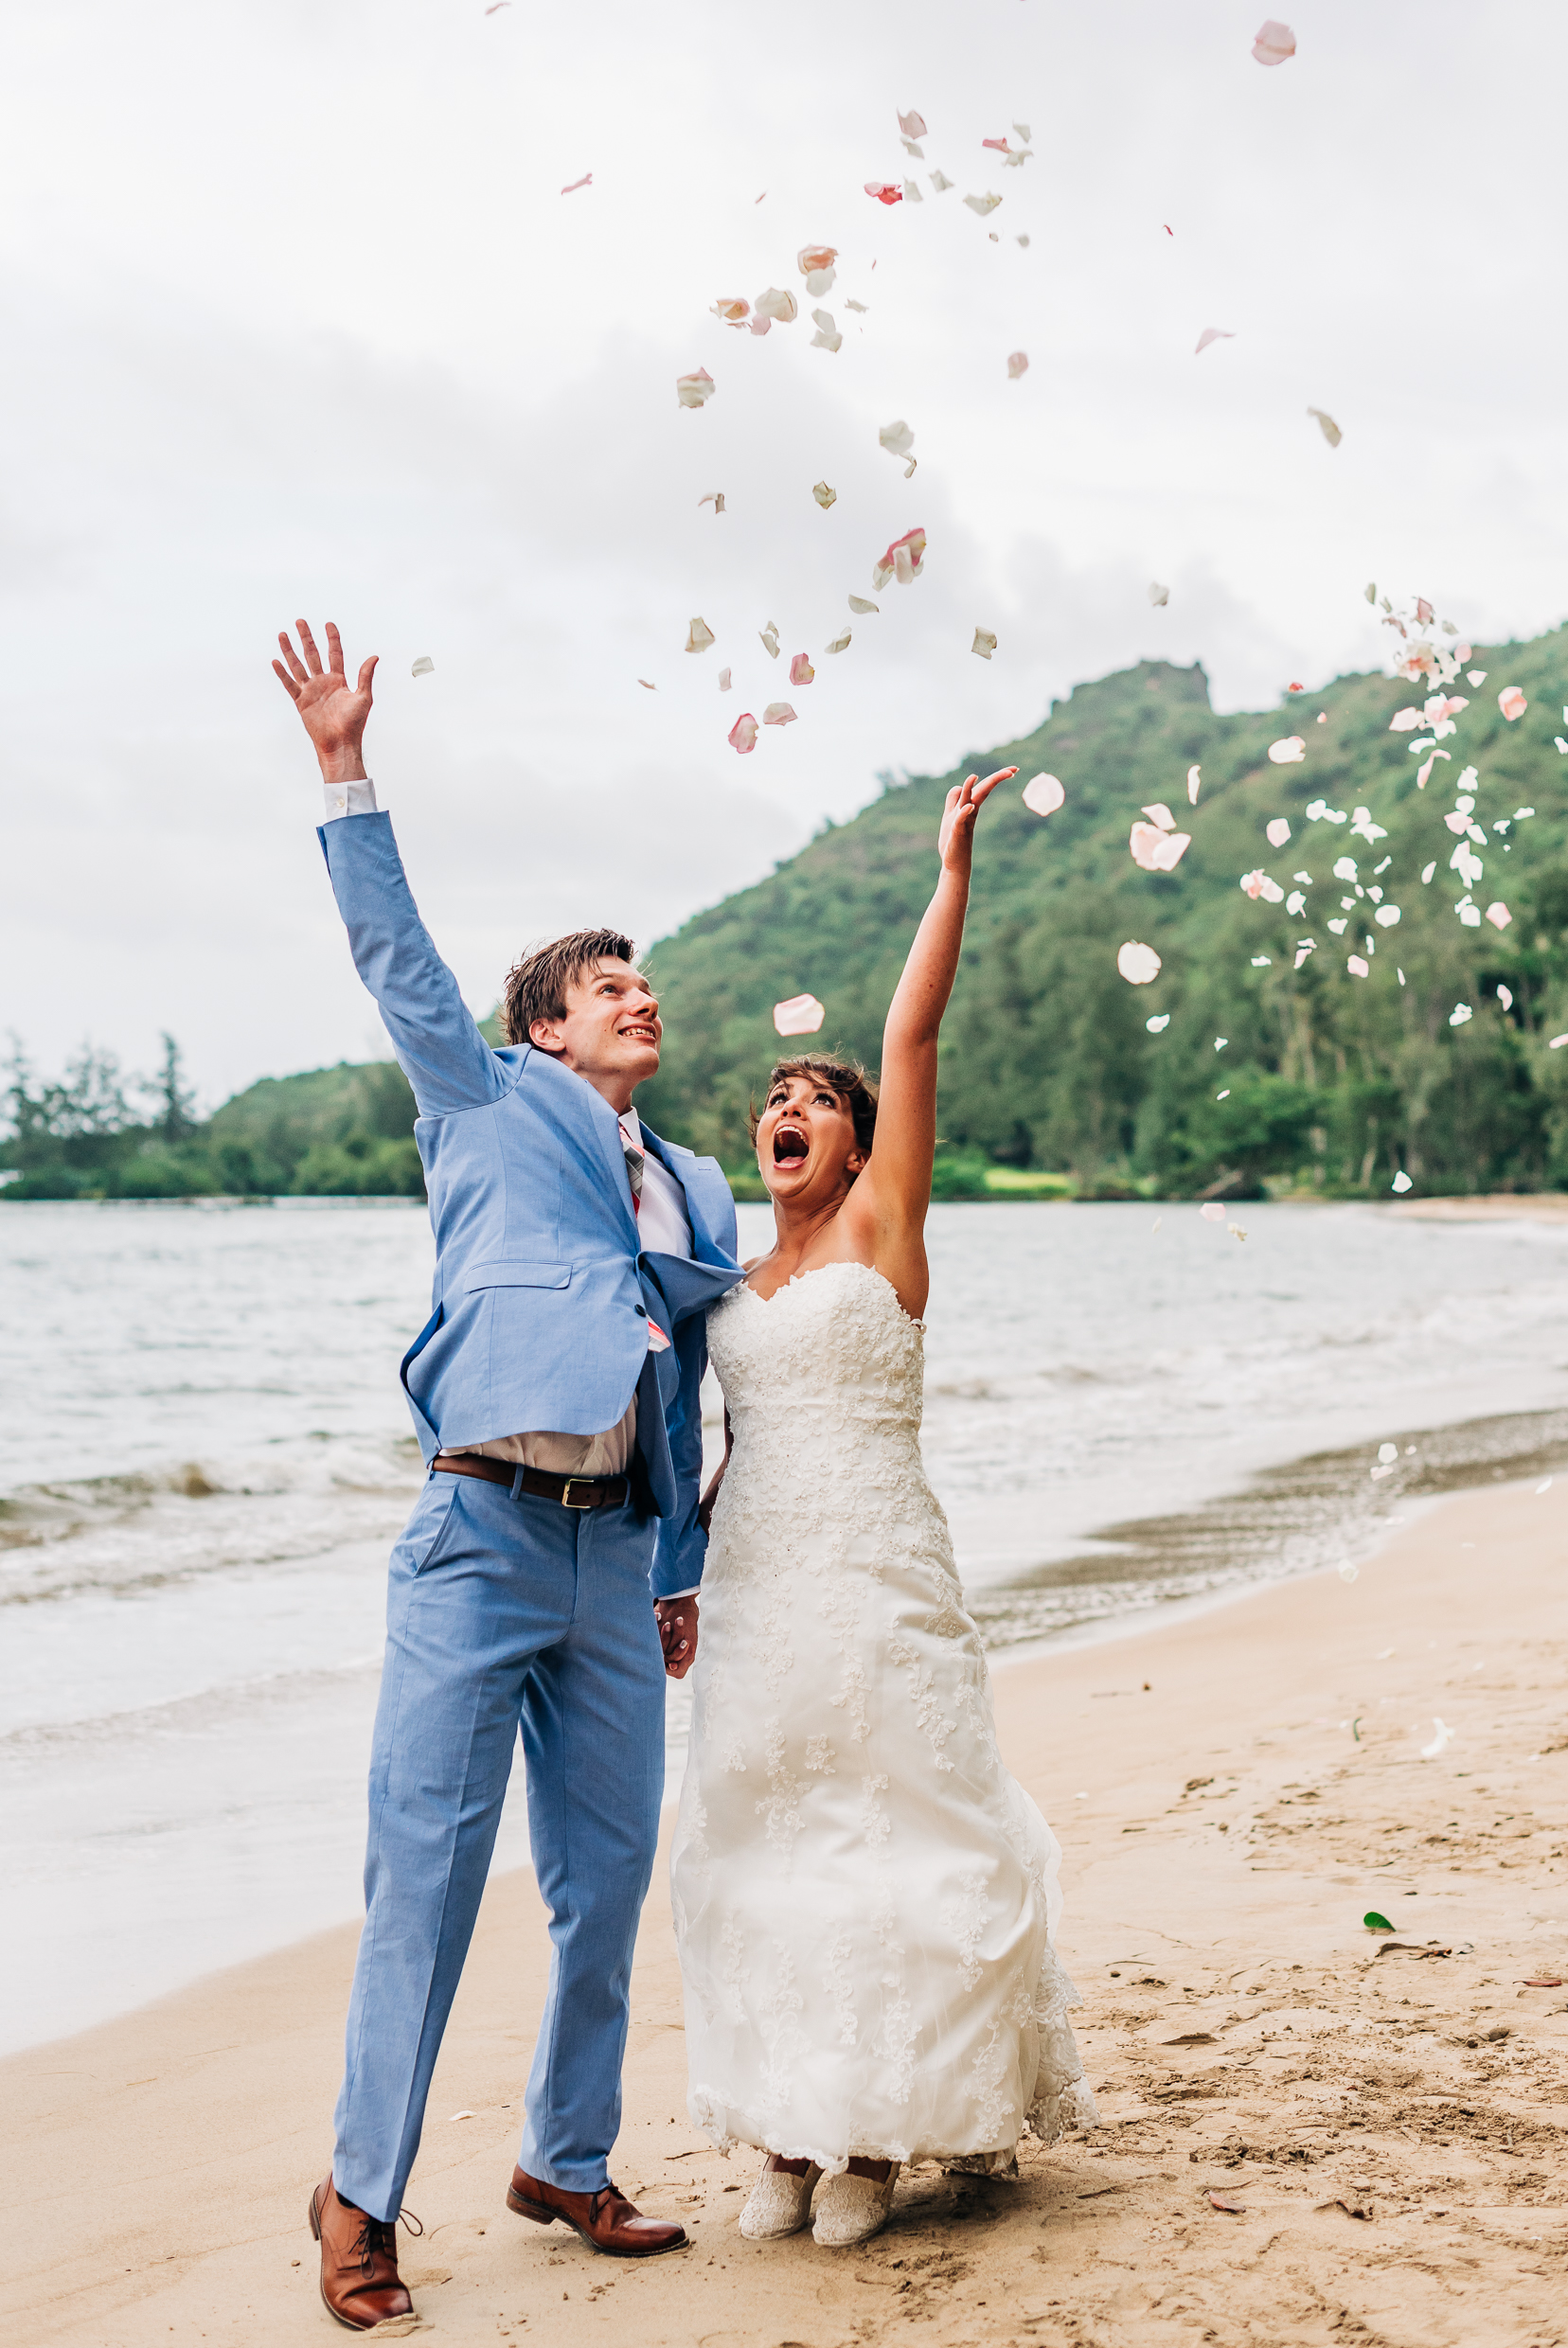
[431,1451,629,1509]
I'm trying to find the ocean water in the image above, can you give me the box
[5,1195,1568,2054]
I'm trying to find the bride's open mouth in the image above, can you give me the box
[773,1125,810,1166]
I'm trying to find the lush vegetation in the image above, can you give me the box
[8,624,1568,1203]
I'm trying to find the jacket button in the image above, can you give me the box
[634,1305,646,1317]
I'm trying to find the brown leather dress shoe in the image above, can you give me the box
[309,2174,416,2329]
[506,2166,687,2256]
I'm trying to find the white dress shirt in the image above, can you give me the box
[323,782,698,1562]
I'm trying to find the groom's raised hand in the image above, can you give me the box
[273,619,378,785]
[654,1596,699,1681]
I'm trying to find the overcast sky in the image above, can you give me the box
[4,0,1564,1108]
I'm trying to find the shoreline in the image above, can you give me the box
[9,1475,1568,2345]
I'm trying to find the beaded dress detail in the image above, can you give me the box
[671,1261,1096,2176]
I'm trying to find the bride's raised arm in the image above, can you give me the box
[845,766,1014,1250]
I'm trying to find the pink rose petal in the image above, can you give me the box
[710,296,750,323]
[982,136,1011,153]
[1485,901,1512,930]
[1268,736,1306,763]
[1252,19,1296,64]
[1416,597,1434,624]
[675,367,716,408]
[561,171,593,195]
[1142,803,1178,829]
[1388,708,1423,732]
[774,993,826,1036]
[1266,818,1292,847]
[1346,955,1369,977]
[1117,941,1162,986]
[763,702,797,726]
[897,108,927,139]
[1187,764,1202,805]
[1200,1202,1228,1223]
[1195,327,1236,355]
[864,183,903,205]
[718,667,732,692]
[872,525,927,590]
[728,712,758,754]
[1499,686,1527,721]
[789,653,815,686]
[1007,350,1029,380]
[754,287,798,323]
[1022,774,1065,817]
[685,617,715,654]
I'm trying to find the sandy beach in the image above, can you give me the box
[9,1476,1568,2348]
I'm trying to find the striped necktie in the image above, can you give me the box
[619,1123,644,1216]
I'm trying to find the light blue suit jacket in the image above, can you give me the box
[319,811,744,1599]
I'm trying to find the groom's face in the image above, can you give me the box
[529,957,663,1094]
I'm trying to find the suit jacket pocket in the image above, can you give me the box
[461,1259,572,1291]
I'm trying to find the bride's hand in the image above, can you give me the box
[937,768,1015,878]
[654,1595,699,1680]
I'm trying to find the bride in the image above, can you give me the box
[667,766,1096,2251]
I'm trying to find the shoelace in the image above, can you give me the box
[352,2206,422,2276]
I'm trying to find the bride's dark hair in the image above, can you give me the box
[749,1055,880,1173]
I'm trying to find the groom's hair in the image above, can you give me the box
[500,928,638,1044]
[750,1055,880,1172]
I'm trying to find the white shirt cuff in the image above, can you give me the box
[323,777,379,822]
[660,1587,701,1603]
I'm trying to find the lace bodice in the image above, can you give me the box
[670,1260,1096,2173]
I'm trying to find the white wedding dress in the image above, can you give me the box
[670,1260,1096,2176]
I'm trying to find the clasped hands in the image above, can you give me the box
[653,1596,698,1681]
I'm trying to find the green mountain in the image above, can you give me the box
[8,625,1568,1201]
[635,627,1568,1198]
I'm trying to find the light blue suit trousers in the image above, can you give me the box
[332,1472,667,2217]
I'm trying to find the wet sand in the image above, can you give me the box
[9,1478,1568,2347]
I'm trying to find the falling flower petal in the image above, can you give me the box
[774,992,826,1036]
[1200,1202,1227,1223]
[561,171,592,195]
[411,656,435,677]
[1023,774,1065,817]
[789,653,814,686]
[1450,1004,1472,1026]
[930,170,954,192]
[964,192,1003,216]
[755,286,798,323]
[748,315,772,337]
[1269,736,1306,763]
[1266,818,1292,846]
[711,296,750,322]
[864,183,903,205]
[1195,327,1236,355]
[675,367,716,408]
[872,525,927,589]
[763,702,797,726]
[1498,685,1527,720]
[1390,1170,1413,1194]
[1308,405,1342,447]
[825,630,851,654]
[971,628,998,660]
[1187,764,1202,806]
[900,136,924,158]
[1374,904,1400,927]
[1149,581,1169,607]
[848,594,879,614]
[1003,148,1032,168]
[810,482,838,513]
[728,713,757,753]
[1486,901,1512,929]
[1467,668,1488,685]
[1240,869,1285,902]
[1497,984,1514,1010]
[1252,19,1296,63]
[811,308,843,351]
[1421,861,1436,882]
[1147,1013,1170,1032]
[845,297,869,312]
[685,617,715,654]
[759,622,780,658]
[1347,955,1369,976]
[797,241,838,279]
[1551,1034,1568,1050]
[877,418,918,477]
[1388,708,1423,731]
[1007,350,1029,380]
[1130,822,1191,872]
[982,136,1011,153]
[718,667,731,692]
[637,679,655,690]
[898,107,927,138]
[698,490,726,513]
[1142,803,1177,829]
[902,180,923,204]
[1117,941,1162,986]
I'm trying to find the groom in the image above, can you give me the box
[272,621,743,2329]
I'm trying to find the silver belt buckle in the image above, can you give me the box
[560,1477,593,1508]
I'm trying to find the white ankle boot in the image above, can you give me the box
[739,2159,823,2240]
[811,2161,900,2247]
